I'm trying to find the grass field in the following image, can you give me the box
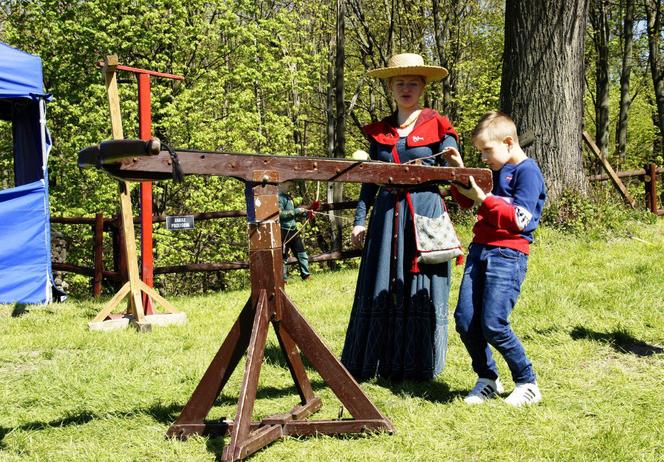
[1,222,663,462]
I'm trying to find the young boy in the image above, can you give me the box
[444,111,546,406]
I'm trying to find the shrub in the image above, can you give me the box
[541,189,656,239]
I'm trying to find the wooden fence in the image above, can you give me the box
[587,163,664,215]
[51,201,361,298]
[582,131,663,214]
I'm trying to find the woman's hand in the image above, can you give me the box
[351,225,367,248]
[442,147,464,167]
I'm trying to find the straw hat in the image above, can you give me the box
[367,53,448,82]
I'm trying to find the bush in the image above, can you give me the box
[541,189,656,239]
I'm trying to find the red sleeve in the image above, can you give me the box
[477,196,521,232]
[450,185,475,209]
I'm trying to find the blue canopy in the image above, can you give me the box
[0,42,55,304]
[0,42,48,99]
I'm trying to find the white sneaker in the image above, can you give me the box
[505,382,542,407]
[463,377,505,404]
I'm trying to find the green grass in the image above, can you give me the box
[1,221,663,462]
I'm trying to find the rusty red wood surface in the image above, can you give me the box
[78,142,493,192]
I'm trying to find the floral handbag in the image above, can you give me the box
[406,193,463,265]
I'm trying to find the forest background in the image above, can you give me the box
[0,0,662,296]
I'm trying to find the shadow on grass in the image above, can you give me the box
[263,343,317,372]
[0,410,97,447]
[146,402,187,424]
[376,377,463,404]
[208,378,327,409]
[11,303,28,317]
[570,326,664,357]
[264,343,464,403]
[206,437,226,462]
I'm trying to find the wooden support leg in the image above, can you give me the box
[223,290,271,462]
[166,179,391,461]
[272,319,316,404]
[278,289,393,429]
[91,282,130,323]
[167,297,255,438]
[89,58,181,331]
[138,279,179,313]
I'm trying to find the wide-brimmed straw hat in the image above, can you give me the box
[367,53,449,82]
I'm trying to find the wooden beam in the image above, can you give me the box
[582,131,635,207]
[79,146,494,193]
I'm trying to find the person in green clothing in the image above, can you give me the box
[278,181,319,281]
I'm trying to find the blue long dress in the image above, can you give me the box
[341,109,459,381]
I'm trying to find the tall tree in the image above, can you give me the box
[615,0,635,164]
[432,0,463,118]
[644,0,664,158]
[589,0,611,158]
[327,0,346,252]
[501,0,589,200]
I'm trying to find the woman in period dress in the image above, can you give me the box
[341,53,459,381]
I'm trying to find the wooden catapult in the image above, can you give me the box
[78,139,492,460]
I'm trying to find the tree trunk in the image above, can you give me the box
[589,0,611,158]
[501,0,589,201]
[615,0,634,165]
[327,0,345,254]
[645,0,664,159]
[432,0,451,112]
[432,0,463,120]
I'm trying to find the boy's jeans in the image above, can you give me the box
[454,244,536,384]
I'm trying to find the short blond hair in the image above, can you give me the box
[471,111,518,144]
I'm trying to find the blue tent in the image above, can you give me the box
[0,42,55,304]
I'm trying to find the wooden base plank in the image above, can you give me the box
[91,282,130,323]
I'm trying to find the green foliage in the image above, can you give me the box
[583,5,659,170]
[0,0,661,296]
[542,188,656,239]
[0,120,13,189]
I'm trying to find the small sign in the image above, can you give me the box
[166,215,195,231]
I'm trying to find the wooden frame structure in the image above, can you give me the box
[88,58,183,331]
[78,140,492,460]
[97,56,185,314]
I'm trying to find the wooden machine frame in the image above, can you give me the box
[78,138,492,460]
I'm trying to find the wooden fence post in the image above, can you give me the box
[110,216,123,292]
[93,213,104,298]
[645,163,658,213]
[582,131,636,207]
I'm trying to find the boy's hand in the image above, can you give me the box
[442,147,464,167]
[455,176,488,205]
